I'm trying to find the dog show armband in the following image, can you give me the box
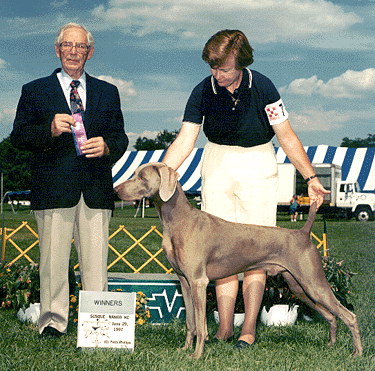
[265,98,288,126]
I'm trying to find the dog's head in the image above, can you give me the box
[114,162,179,202]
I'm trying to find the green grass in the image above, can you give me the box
[1,205,375,370]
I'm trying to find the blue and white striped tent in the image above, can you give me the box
[112,145,375,193]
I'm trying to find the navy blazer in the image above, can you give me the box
[11,69,129,210]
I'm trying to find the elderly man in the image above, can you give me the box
[11,22,128,336]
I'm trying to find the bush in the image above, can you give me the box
[0,261,78,312]
[0,261,40,311]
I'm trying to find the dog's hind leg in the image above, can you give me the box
[317,301,362,356]
[282,271,337,345]
[178,275,196,352]
[283,271,362,356]
[298,282,362,355]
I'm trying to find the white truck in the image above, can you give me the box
[277,163,375,222]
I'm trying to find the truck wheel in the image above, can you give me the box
[355,206,373,222]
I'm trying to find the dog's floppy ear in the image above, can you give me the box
[158,165,179,202]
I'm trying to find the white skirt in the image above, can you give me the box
[200,141,278,227]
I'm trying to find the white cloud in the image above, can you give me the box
[320,69,375,98]
[0,107,16,123]
[0,15,73,38]
[1,107,15,116]
[51,0,68,8]
[289,107,347,132]
[0,0,369,51]
[0,58,9,68]
[126,130,159,149]
[172,116,183,124]
[90,0,362,47]
[96,75,137,100]
[144,74,184,89]
[280,75,324,96]
[0,107,16,140]
[128,130,158,140]
[280,68,375,99]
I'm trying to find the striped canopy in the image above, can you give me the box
[112,145,375,193]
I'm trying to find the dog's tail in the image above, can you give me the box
[300,202,317,235]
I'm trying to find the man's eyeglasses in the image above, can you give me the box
[59,41,91,54]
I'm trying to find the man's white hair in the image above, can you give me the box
[55,22,95,47]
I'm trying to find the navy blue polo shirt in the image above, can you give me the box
[183,68,288,147]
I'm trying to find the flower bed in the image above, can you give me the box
[1,262,151,326]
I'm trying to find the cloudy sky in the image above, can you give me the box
[1,0,374,150]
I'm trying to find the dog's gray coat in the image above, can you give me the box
[115,162,362,359]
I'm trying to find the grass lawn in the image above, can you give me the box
[0,204,375,370]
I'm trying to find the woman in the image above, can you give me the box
[162,29,329,349]
[290,195,299,222]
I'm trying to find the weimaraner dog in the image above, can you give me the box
[115,162,362,359]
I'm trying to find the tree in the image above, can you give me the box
[0,136,33,192]
[134,130,179,151]
[340,134,375,148]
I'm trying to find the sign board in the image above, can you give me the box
[77,290,136,350]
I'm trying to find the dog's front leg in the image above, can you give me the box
[178,275,196,351]
[190,278,209,360]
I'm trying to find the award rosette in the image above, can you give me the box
[71,113,87,156]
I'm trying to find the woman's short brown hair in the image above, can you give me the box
[202,29,254,69]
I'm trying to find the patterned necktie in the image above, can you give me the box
[70,80,85,114]
[69,80,87,155]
